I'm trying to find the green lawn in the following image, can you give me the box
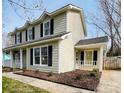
[2,76,51,93]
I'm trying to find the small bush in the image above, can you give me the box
[22,69,26,72]
[35,69,39,73]
[74,74,82,80]
[92,68,99,73]
[89,72,96,77]
[48,71,53,77]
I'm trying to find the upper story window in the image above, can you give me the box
[44,21,50,36]
[40,19,54,37]
[28,29,33,41]
[17,32,20,44]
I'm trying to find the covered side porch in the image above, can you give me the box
[3,47,28,69]
[74,36,108,72]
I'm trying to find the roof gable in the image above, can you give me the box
[10,4,87,36]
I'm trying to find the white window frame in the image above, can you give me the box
[43,20,50,37]
[33,47,40,65]
[28,29,33,41]
[16,32,20,44]
[41,46,48,66]
[33,45,48,66]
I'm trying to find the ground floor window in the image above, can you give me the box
[41,47,48,65]
[33,46,48,65]
[34,48,40,65]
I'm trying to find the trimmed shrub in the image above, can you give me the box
[92,68,99,73]
[22,69,26,72]
[74,74,82,80]
[48,71,53,77]
[35,69,39,73]
[89,72,96,77]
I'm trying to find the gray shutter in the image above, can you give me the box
[93,51,97,65]
[15,34,17,44]
[93,51,98,61]
[20,32,22,43]
[32,27,35,39]
[48,45,52,66]
[50,19,54,35]
[80,51,84,64]
[40,23,43,37]
[26,30,28,41]
[30,48,33,65]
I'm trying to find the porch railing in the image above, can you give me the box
[76,60,97,69]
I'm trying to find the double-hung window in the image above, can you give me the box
[44,21,50,36]
[33,46,48,66]
[34,48,40,65]
[17,32,20,44]
[41,47,48,65]
[28,29,33,41]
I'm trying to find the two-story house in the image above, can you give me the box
[3,4,108,73]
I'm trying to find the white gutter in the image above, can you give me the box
[3,32,71,51]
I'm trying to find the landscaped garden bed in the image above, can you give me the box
[15,69,101,91]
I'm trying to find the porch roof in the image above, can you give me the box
[75,36,108,49]
[75,36,108,46]
[3,32,70,51]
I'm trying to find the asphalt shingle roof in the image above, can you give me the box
[3,32,69,50]
[75,36,108,46]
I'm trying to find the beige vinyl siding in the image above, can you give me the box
[11,12,67,45]
[54,12,67,34]
[66,11,84,45]
[57,11,85,73]
[27,42,59,73]
[58,34,74,73]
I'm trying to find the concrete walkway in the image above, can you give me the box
[3,72,93,93]
[97,70,121,93]
[3,70,121,93]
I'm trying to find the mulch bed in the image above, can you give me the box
[15,69,101,91]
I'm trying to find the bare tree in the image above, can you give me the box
[87,0,121,56]
[2,32,12,48]
[3,0,45,48]
[7,0,45,21]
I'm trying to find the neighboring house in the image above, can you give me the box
[3,4,108,73]
[2,52,11,67]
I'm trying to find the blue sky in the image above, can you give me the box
[3,0,105,38]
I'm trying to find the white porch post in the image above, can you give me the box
[99,46,103,72]
[20,49,23,69]
[10,50,13,68]
[26,48,29,69]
